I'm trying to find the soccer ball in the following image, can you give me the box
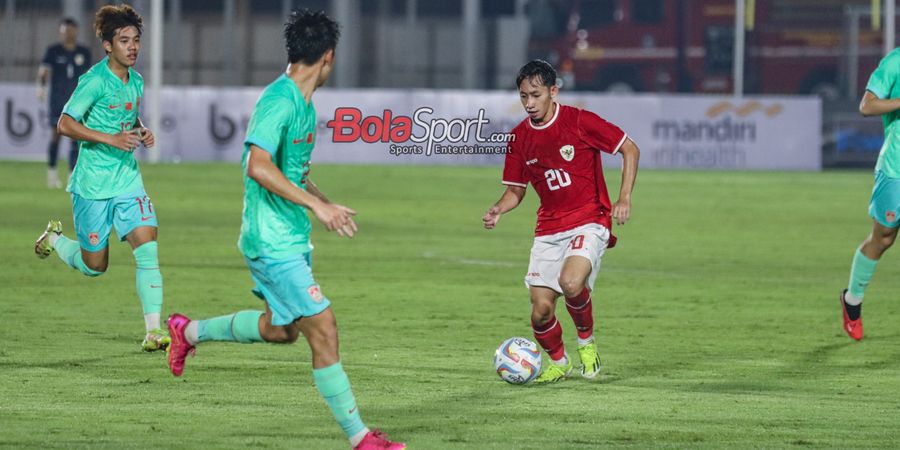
[494,337,542,384]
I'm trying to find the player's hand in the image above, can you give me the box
[332,204,358,238]
[139,127,155,148]
[36,86,47,102]
[107,128,142,152]
[313,202,358,238]
[483,205,502,229]
[612,197,631,225]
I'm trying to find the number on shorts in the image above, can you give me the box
[136,196,153,215]
[570,235,585,250]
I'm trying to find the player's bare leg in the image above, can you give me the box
[559,255,601,378]
[258,304,301,343]
[558,256,591,298]
[530,286,559,329]
[842,219,899,340]
[531,286,572,383]
[290,307,340,367]
[290,308,405,449]
[39,221,108,277]
[79,246,109,273]
[35,219,106,274]
[168,304,400,447]
[860,219,898,260]
[126,226,168,351]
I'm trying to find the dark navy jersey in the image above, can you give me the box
[42,43,92,114]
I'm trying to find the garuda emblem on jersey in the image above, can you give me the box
[560,144,575,161]
[74,54,85,66]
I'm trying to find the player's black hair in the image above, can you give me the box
[94,4,143,44]
[284,9,341,65]
[516,60,557,89]
[60,17,78,27]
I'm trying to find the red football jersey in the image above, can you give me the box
[502,104,626,239]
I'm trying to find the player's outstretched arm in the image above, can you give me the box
[57,114,141,152]
[483,185,526,229]
[859,91,900,117]
[612,138,640,226]
[247,146,357,238]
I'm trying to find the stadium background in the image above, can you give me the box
[2,1,900,448]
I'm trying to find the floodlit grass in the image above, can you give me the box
[2,161,899,448]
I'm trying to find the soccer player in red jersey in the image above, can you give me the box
[483,60,640,383]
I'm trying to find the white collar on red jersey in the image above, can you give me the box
[527,102,560,130]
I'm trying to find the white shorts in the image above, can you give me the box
[524,223,610,294]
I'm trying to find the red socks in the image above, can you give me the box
[532,316,565,361]
[565,287,593,340]
[532,288,595,361]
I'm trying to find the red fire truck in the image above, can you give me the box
[528,0,889,98]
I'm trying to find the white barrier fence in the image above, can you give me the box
[0,83,821,170]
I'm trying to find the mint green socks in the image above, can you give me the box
[54,235,103,277]
[192,316,366,444]
[313,362,367,441]
[196,310,264,343]
[848,248,878,303]
[133,241,164,317]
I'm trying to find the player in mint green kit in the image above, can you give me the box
[839,47,900,341]
[166,10,404,450]
[33,4,169,352]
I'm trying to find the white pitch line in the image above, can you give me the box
[421,251,521,267]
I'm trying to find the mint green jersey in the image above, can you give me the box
[62,56,144,199]
[868,48,900,177]
[239,74,317,259]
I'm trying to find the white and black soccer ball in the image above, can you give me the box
[494,337,542,385]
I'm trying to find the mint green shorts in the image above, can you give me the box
[71,187,158,252]
[869,170,900,228]
[245,252,331,326]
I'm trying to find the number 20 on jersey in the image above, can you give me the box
[544,169,571,191]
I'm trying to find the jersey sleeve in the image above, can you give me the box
[244,95,293,157]
[578,109,627,154]
[41,46,54,66]
[61,73,103,122]
[867,52,900,99]
[501,132,528,188]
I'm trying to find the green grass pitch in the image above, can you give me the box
[2,161,900,449]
